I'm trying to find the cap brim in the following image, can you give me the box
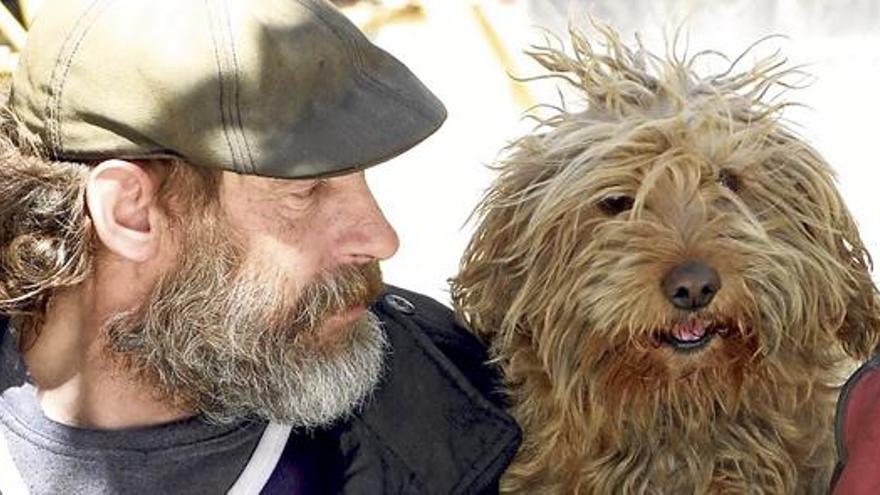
[253,52,447,179]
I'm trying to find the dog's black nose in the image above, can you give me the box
[662,261,721,311]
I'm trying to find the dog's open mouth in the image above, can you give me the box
[656,319,732,352]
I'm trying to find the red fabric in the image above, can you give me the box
[834,363,880,494]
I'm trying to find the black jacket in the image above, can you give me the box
[259,285,522,494]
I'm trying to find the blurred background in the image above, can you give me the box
[1,0,877,305]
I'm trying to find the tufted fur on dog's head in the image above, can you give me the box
[452,23,880,493]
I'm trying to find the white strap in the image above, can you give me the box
[0,431,29,495]
[226,422,293,495]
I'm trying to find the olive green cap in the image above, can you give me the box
[10,0,446,178]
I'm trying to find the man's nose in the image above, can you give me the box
[339,175,400,264]
[356,204,400,262]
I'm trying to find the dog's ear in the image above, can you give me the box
[769,130,880,359]
[818,168,880,359]
[452,195,528,345]
[834,212,880,359]
[452,135,571,347]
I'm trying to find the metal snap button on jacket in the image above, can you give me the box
[384,294,415,315]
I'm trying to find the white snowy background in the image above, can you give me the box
[363,0,880,305]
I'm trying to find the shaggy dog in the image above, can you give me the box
[452,25,880,494]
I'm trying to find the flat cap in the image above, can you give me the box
[11,0,447,178]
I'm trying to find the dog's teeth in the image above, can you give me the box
[672,321,708,342]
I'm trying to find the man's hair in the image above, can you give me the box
[0,102,220,338]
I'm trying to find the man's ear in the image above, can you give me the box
[85,160,163,263]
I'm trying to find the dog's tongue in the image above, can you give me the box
[671,320,707,342]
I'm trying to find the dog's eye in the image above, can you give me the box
[598,195,634,215]
[718,169,741,192]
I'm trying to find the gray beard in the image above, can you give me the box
[103,222,388,428]
[195,310,388,426]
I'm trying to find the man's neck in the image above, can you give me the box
[21,277,192,430]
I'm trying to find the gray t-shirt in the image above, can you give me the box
[0,326,268,494]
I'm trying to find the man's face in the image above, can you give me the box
[104,169,400,426]
[220,170,400,343]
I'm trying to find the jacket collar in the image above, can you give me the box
[356,290,521,493]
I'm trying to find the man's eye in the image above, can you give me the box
[598,195,634,215]
[290,180,326,198]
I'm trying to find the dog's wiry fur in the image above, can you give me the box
[452,25,880,494]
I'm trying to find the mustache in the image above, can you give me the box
[289,261,385,328]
